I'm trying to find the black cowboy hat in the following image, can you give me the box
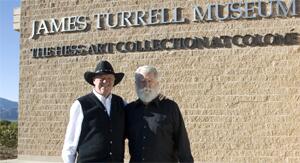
[84,60,124,86]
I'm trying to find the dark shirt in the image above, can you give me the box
[125,94,194,163]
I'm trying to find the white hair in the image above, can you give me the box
[135,65,158,81]
[135,65,160,103]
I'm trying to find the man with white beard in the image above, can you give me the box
[125,65,194,162]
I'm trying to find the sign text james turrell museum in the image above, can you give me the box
[14,0,300,162]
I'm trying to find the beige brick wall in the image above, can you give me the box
[18,0,300,162]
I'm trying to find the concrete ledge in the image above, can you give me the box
[0,155,62,163]
[13,7,20,31]
[0,160,60,163]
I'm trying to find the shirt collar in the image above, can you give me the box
[92,89,112,102]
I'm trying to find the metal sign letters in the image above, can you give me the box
[29,0,298,39]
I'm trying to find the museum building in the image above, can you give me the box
[13,0,300,162]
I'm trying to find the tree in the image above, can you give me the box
[0,120,18,148]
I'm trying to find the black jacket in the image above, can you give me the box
[76,93,125,163]
[125,94,194,162]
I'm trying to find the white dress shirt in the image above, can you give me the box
[61,89,116,163]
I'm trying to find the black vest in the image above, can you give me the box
[76,93,125,163]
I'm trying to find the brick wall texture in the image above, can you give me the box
[18,0,300,162]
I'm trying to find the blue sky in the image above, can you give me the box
[0,0,21,102]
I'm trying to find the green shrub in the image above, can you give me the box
[0,120,18,148]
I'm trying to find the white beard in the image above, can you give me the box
[136,86,159,103]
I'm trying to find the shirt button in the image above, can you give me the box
[110,141,112,144]
[142,158,145,161]
[143,136,146,139]
[143,125,146,129]
[142,147,145,150]
[109,152,112,155]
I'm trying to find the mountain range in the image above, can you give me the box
[0,97,18,121]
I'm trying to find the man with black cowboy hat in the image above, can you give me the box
[62,60,126,163]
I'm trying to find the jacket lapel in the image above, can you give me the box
[89,93,110,119]
[110,95,116,121]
